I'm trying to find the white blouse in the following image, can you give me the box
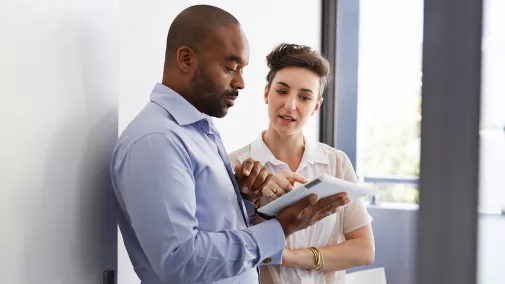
[228,134,373,284]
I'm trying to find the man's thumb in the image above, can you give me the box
[299,194,319,209]
[234,164,243,174]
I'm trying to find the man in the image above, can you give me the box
[110,5,349,284]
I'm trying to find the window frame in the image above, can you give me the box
[320,0,420,201]
[321,0,483,283]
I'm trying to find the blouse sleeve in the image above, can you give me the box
[340,152,373,234]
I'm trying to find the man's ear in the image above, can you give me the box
[176,46,197,73]
[264,85,270,104]
[312,97,324,115]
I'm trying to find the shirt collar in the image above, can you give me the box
[249,134,285,166]
[149,82,214,127]
[248,132,330,168]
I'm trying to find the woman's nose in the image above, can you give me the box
[284,96,297,110]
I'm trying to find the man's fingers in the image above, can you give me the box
[335,192,349,199]
[240,161,262,193]
[322,192,348,203]
[241,158,255,176]
[251,167,270,190]
[255,173,273,196]
[343,196,351,204]
[296,194,319,210]
[234,164,242,172]
[234,164,244,180]
[316,193,349,212]
[241,185,250,194]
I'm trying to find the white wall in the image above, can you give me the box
[0,0,119,283]
[118,1,321,282]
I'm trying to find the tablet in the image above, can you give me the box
[257,174,373,216]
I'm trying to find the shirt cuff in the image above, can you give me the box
[247,219,285,266]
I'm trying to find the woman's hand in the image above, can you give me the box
[279,225,375,271]
[260,169,308,200]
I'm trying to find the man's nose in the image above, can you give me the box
[232,72,245,90]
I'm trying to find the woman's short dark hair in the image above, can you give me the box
[266,43,331,98]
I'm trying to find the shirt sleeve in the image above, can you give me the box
[340,152,373,234]
[113,133,285,284]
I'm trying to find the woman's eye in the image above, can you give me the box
[302,96,312,101]
[276,90,287,95]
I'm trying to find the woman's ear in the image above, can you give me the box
[264,85,270,104]
[312,97,324,116]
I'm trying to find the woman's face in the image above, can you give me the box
[265,66,323,136]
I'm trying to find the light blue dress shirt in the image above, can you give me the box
[111,83,285,284]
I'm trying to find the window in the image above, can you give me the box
[325,0,424,204]
[358,0,423,205]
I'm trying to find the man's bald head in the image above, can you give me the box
[164,5,240,66]
[162,5,249,119]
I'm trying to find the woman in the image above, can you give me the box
[228,43,375,283]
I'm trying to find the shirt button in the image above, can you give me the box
[207,133,212,138]
[263,257,272,264]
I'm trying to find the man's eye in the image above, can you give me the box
[302,96,312,101]
[226,67,235,73]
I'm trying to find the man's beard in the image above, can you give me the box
[191,63,238,118]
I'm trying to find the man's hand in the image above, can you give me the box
[234,159,270,202]
[234,158,307,202]
[276,192,350,238]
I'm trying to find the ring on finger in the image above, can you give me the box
[269,191,275,198]
[272,185,281,194]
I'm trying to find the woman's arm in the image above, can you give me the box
[281,224,375,272]
[282,149,375,272]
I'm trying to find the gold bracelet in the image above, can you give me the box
[305,248,317,271]
[306,247,322,271]
[314,247,322,271]
[316,248,324,271]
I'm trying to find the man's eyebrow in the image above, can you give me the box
[275,81,314,94]
[225,55,243,65]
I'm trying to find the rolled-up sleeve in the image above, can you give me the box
[113,133,284,284]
